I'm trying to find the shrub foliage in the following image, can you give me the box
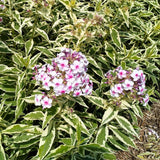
[0,0,159,159]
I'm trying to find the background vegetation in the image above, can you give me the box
[0,0,159,159]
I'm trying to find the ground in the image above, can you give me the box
[116,102,160,160]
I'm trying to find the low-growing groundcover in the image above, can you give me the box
[0,0,160,159]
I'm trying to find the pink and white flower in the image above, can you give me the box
[73,89,82,97]
[114,84,123,93]
[35,95,42,106]
[122,79,134,90]
[117,70,127,79]
[131,70,140,81]
[71,60,84,73]
[110,87,119,97]
[143,94,149,106]
[137,85,146,95]
[41,96,52,109]
[58,59,69,71]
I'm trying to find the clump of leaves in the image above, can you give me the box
[0,0,159,159]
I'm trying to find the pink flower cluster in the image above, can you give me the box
[33,48,93,109]
[105,66,149,106]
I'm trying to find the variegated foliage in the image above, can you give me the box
[0,0,159,159]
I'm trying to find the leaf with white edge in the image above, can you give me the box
[0,84,15,93]
[68,96,88,108]
[87,96,106,109]
[59,0,71,10]
[91,67,104,78]
[116,115,138,137]
[2,124,42,134]
[39,124,55,160]
[23,95,35,103]
[12,53,24,67]
[144,44,158,58]
[29,53,41,67]
[79,143,110,153]
[101,107,118,126]
[109,126,136,148]
[46,145,73,158]
[36,28,50,42]
[105,51,116,65]
[62,113,90,135]
[95,125,108,146]
[13,133,40,143]
[132,104,143,117]
[110,28,121,49]
[103,153,116,160]
[119,8,129,27]
[120,100,132,109]
[35,46,55,57]
[86,56,101,70]
[0,41,13,54]
[11,138,39,149]
[0,64,11,73]
[24,111,44,121]
[42,105,60,129]
[15,99,25,119]
[0,134,6,160]
[25,39,34,55]
[108,136,128,151]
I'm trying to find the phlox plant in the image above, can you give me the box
[33,48,93,109]
[0,0,159,160]
[105,66,149,107]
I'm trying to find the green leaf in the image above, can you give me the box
[12,53,24,67]
[103,153,116,160]
[59,0,71,10]
[42,105,60,129]
[109,126,136,148]
[0,41,13,53]
[29,53,41,67]
[108,136,128,151]
[105,51,116,65]
[132,104,143,118]
[35,46,55,58]
[116,115,138,137]
[0,134,6,160]
[36,28,50,42]
[144,44,158,58]
[110,28,121,49]
[87,96,106,109]
[101,107,118,126]
[2,124,42,134]
[46,145,73,158]
[0,84,15,93]
[39,123,55,160]
[25,39,34,55]
[13,133,40,143]
[62,113,90,135]
[86,56,101,70]
[91,67,104,78]
[79,143,110,153]
[15,99,25,119]
[13,35,24,44]
[119,8,129,27]
[95,125,109,146]
[24,111,44,121]
[23,95,35,103]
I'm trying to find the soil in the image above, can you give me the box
[116,102,160,160]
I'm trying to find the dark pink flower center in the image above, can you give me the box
[127,84,130,87]
[75,65,79,69]
[61,63,65,67]
[44,101,49,105]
